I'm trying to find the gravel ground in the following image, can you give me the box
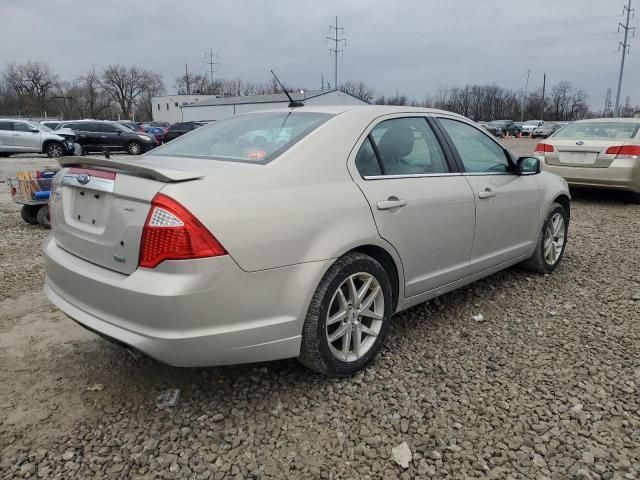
[1,140,639,480]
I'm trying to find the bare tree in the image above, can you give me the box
[101,65,164,118]
[1,61,59,115]
[340,80,374,103]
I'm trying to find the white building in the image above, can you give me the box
[151,94,218,123]
[180,89,368,122]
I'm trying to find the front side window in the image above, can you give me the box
[439,118,510,173]
[368,117,448,175]
[153,111,333,164]
[14,122,32,132]
[98,123,118,133]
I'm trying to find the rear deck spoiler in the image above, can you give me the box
[57,156,203,183]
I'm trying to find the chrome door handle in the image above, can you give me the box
[478,188,496,199]
[377,197,407,210]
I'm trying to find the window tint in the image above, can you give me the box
[355,137,381,176]
[98,123,118,133]
[439,118,510,173]
[0,121,13,131]
[14,122,32,132]
[369,117,448,175]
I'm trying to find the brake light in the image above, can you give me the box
[605,145,640,158]
[534,143,554,154]
[139,193,226,268]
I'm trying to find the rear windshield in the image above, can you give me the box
[152,111,333,163]
[552,122,639,140]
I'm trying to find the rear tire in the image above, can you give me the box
[298,252,393,377]
[20,205,40,225]
[520,202,568,274]
[127,141,143,155]
[37,205,51,229]
[624,192,640,204]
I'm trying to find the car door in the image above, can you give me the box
[12,121,41,152]
[350,115,476,297]
[435,116,542,273]
[0,121,13,151]
[97,122,122,149]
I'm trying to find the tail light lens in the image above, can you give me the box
[139,193,226,268]
[605,145,640,158]
[534,143,554,154]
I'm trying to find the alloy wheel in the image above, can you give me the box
[543,213,565,265]
[48,143,64,158]
[326,272,384,362]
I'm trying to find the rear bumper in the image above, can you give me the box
[43,236,332,367]
[543,158,640,193]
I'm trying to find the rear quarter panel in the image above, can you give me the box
[159,112,392,273]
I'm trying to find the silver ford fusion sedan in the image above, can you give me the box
[44,106,570,376]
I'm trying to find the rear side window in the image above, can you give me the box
[0,121,13,131]
[439,118,510,174]
[368,117,448,175]
[154,112,333,164]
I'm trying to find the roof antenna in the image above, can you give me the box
[270,70,304,108]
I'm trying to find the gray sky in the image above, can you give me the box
[2,0,637,109]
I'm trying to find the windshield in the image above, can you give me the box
[552,122,639,140]
[35,122,53,132]
[153,111,333,163]
[490,121,507,126]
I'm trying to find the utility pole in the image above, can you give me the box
[203,47,219,92]
[521,69,531,123]
[615,0,635,116]
[541,72,546,121]
[326,16,346,90]
[184,64,190,95]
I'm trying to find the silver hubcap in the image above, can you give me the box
[543,213,565,265]
[326,272,384,362]
[129,143,141,154]
[49,144,63,157]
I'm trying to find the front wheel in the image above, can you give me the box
[46,142,65,158]
[520,202,568,274]
[298,252,393,377]
[127,141,142,155]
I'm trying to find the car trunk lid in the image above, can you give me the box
[543,139,631,168]
[51,156,259,275]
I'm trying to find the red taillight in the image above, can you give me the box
[534,143,554,154]
[605,145,640,157]
[139,193,226,268]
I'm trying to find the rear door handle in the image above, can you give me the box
[377,197,407,210]
[478,188,496,199]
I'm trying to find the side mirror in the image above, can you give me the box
[31,128,39,133]
[117,130,123,135]
[517,156,541,175]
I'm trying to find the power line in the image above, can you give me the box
[614,0,635,116]
[326,16,346,89]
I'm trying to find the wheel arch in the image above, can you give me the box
[41,138,62,153]
[346,244,402,311]
[553,194,571,219]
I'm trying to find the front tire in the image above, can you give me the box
[298,252,393,377]
[46,142,65,158]
[520,202,568,274]
[127,141,143,155]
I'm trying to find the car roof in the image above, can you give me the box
[224,105,470,124]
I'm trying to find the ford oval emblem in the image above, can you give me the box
[77,173,90,185]
[576,140,584,146]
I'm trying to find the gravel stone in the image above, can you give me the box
[391,442,412,469]
[1,145,639,479]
